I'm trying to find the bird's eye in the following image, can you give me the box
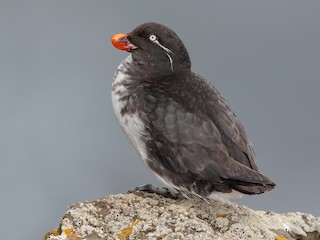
[149,34,157,42]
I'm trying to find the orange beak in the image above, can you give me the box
[111,33,137,51]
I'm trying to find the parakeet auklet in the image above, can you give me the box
[110,22,275,201]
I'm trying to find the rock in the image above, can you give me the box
[44,191,320,240]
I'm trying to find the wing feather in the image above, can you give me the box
[142,74,275,194]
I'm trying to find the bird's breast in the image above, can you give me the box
[112,55,149,162]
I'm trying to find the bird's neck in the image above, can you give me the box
[128,54,191,81]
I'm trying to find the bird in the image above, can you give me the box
[110,22,275,201]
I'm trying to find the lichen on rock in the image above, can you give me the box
[45,191,320,240]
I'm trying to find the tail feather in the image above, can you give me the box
[226,178,275,194]
[233,184,275,195]
[222,158,276,194]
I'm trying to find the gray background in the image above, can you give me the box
[1,1,319,239]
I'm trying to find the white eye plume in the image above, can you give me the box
[149,34,174,72]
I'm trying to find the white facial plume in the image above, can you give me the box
[149,34,174,71]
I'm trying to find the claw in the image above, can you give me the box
[128,184,181,199]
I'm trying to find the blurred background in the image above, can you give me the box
[1,1,319,239]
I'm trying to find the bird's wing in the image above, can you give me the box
[203,76,259,171]
[143,94,272,190]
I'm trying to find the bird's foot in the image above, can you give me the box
[128,184,181,199]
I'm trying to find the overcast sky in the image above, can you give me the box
[1,1,320,239]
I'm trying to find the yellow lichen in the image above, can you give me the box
[64,228,75,235]
[215,213,224,218]
[63,228,82,240]
[117,218,141,240]
[43,228,82,240]
[43,228,61,240]
[275,235,288,240]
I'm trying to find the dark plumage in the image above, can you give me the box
[111,22,275,200]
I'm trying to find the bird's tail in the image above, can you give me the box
[224,160,276,195]
[227,178,275,195]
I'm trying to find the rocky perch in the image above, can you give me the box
[45,191,320,240]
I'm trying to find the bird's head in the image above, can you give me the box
[111,22,191,76]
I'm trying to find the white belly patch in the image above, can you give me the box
[111,55,149,161]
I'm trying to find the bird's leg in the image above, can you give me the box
[128,184,182,199]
